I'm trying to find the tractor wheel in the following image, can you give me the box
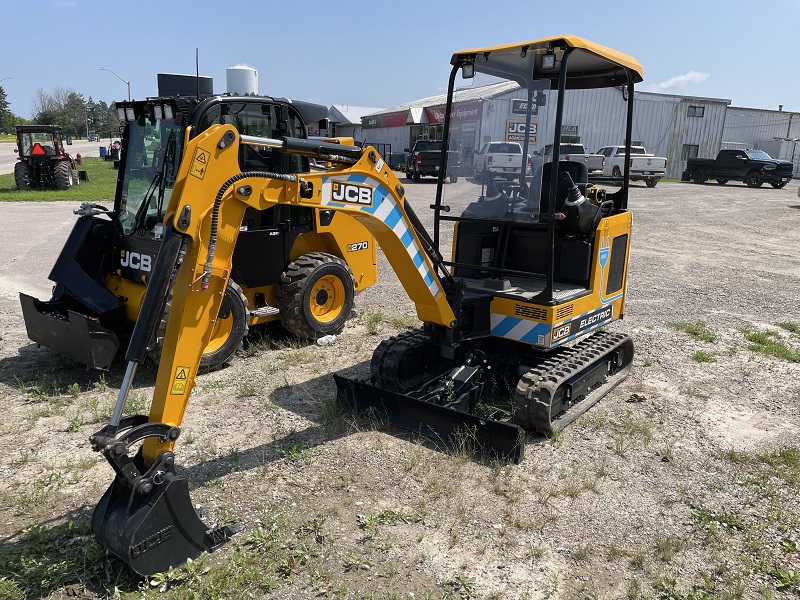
[150,280,249,370]
[54,161,74,190]
[14,162,31,190]
[691,168,707,184]
[744,171,763,188]
[277,252,355,340]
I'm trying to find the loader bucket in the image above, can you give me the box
[92,471,239,576]
[334,374,525,463]
[20,293,119,370]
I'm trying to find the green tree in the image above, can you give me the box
[0,86,12,134]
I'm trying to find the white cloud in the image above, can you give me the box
[53,0,77,8]
[648,71,710,93]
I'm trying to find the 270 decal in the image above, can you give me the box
[331,180,373,206]
[347,241,369,252]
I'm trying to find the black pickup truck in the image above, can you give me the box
[682,149,793,188]
[405,140,459,183]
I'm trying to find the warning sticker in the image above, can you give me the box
[189,148,210,179]
[170,366,191,395]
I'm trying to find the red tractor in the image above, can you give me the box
[14,125,80,190]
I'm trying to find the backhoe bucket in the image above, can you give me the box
[92,472,238,576]
[334,374,525,463]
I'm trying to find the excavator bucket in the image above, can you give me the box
[334,375,525,463]
[92,470,239,576]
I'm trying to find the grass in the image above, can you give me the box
[666,320,717,342]
[741,327,800,362]
[0,157,118,202]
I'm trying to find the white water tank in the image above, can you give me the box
[226,65,258,96]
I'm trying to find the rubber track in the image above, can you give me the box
[514,331,634,433]
[370,329,430,390]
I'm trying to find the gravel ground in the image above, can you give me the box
[0,177,798,599]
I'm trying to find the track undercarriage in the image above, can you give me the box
[336,329,634,462]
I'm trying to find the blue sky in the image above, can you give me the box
[2,0,798,119]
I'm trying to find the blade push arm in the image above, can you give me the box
[139,124,455,463]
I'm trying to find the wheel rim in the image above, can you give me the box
[310,275,345,322]
[205,313,233,352]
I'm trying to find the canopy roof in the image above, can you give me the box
[451,34,643,89]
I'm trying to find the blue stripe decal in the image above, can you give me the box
[424,272,435,287]
[412,252,424,268]
[491,316,519,337]
[384,207,402,229]
[400,229,414,247]
[521,325,549,345]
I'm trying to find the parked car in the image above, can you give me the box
[682,149,793,188]
[596,145,668,187]
[472,141,531,182]
[405,140,459,183]
[88,133,100,142]
[533,143,605,177]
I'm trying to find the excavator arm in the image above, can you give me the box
[88,124,456,574]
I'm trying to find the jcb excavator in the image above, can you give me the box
[20,88,377,370]
[88,35,641,575]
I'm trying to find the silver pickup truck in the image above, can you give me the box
[597,145,668,187]
[535,143,605,177]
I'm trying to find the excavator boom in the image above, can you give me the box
[89,125,456,574]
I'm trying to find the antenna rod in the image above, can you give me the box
[196,48,199,99]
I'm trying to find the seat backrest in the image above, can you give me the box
[538,161,589,213]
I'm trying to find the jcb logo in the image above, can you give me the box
[552,324,571,341]
[331,181,373,206]
[120,251,152,272]
[507,122,537,135]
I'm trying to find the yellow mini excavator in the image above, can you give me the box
[88,35,641,574]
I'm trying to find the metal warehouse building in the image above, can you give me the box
[356,84,800,179]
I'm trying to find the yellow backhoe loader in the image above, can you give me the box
[20,90,377,371]
[88,35,642,575]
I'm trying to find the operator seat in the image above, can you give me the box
[537,161,589,214]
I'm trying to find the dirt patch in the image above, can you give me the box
[0,180,798,598]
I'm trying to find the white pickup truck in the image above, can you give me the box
[472,141,531,182]
[532,143,605,177]
[596,145,668,187]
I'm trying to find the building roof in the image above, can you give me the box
[328,105,385,125]
[365,81,519,118]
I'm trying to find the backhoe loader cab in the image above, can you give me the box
[87,36,642,575]
[20,94,378,370]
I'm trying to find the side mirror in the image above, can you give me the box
[404,148,410,153]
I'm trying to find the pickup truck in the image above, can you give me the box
[472,141,531,182]
[405,140,460,183]
[596,145,668,187]
[534,143,605,177]
[682,149,793,188]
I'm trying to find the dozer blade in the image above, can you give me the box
[92,472,239,576]
[334,374,525,463]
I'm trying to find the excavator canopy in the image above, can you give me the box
[451,34,643,89]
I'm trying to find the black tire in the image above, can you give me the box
[645,177,659,188]
[277,252,355,340]
[53,161,74,190]
[744,171,763,188]
[691,168,707,184]
[450,173,459,183]
[14,162,31,190]
[611,166,622,178]
[405,170,412,180]
[150,280,249,370]
[413,170,421,182]
[716,179,728,185]
[770,181,787,189]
